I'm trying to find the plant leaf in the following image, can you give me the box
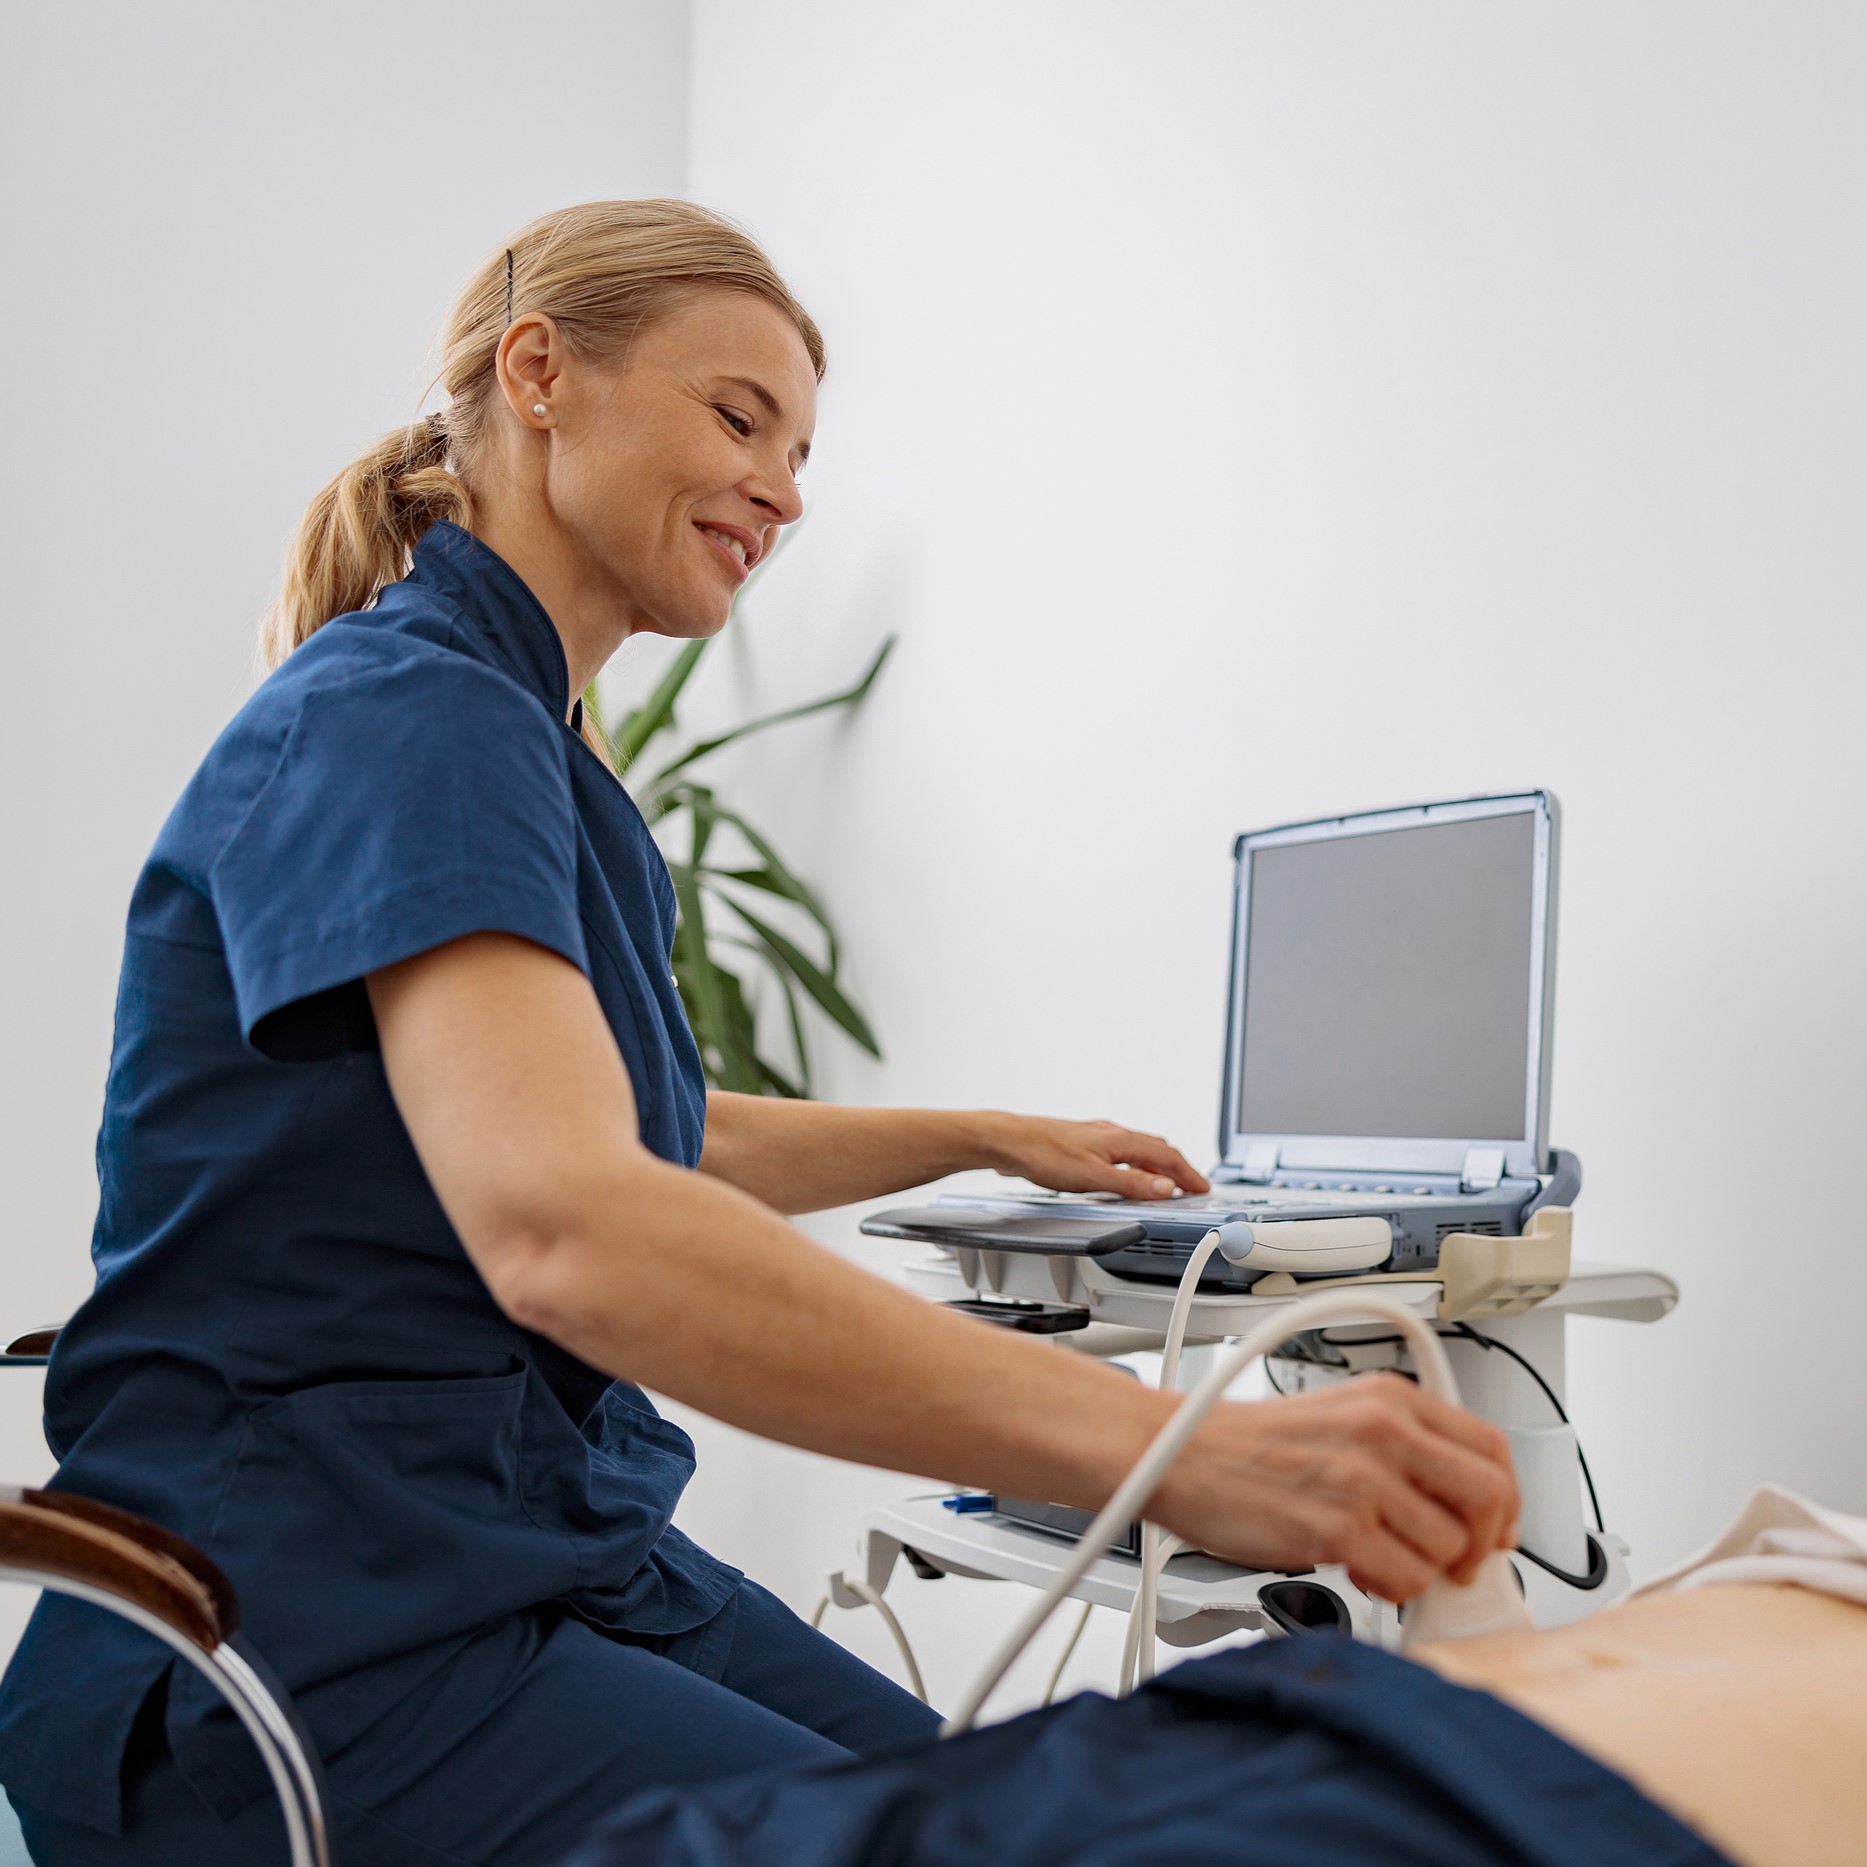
[720,933,814,1096]
[686,792,720,867]
[646,636,895,787]
[631,601,888,1097]
[701,864,841,975]
[678,795,845,972]
[671,855,748,1090]
[680,935,806,1097]
[614,639,709,771]
[714,960,789,1095]
[607,526,804,780]
[725,899,881,1058]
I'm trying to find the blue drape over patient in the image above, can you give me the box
[561,1641,1733,1867]
[0,524,733,1834]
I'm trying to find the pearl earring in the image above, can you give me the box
[532,403,548,418]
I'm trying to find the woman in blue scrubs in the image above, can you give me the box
[0,201,1518,1865]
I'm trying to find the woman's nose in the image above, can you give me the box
[749,469,804,528]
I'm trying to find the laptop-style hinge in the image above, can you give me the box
[1242,1143,1280,1184]
[1460,1146,1506,1194]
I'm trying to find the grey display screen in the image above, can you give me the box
[1236,812,1536,1142]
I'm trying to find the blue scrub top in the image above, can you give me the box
[0,523,738,1834]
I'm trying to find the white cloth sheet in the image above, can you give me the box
[1635,1484,1867,1609]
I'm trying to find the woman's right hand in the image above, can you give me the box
[372,932,1517,1609]
[1150,1375,1521,1603]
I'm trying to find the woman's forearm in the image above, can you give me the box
[698,1092,1007,1211]
[699,1092,1210,1214]
[372,934,1514,1600]
[375,940,1143,1496]
[511,1149,1170,1505]
[503,1154,1517,1597]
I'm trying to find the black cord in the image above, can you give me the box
[1447,1323,1605,1534]
[1275,1323,1606,1534]
[1263,1356,1284,1395]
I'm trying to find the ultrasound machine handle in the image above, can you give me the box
[1215,1217,1395,1276]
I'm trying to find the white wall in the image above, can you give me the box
[0,0,692,1662]
[5,0,1864,1722]
[661,0,1867,1704]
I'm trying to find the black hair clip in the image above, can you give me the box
[505,248,514,327]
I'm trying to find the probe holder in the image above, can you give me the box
[1436,1207,1573,1320]
[1244,1207,1573,1322]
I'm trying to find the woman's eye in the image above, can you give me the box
[718,407,753,436]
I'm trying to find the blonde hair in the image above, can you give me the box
[262,201,825,721]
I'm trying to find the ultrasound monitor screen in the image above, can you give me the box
[1236,811,1536,1142]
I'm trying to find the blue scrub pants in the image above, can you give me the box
[14,1582,939,1867]
[565,1637,1735,1867]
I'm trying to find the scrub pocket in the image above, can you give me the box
[167,1361,587,1815]
[205,1362,562,1663]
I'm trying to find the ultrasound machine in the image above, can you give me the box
[835,793,1678,1671]
[864,790,1577,1294]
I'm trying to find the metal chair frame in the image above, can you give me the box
[0,1329,58,1370]
[1,1333,335,1864]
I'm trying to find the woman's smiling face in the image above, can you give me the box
[496,287,818,647]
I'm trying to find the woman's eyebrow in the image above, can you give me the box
[717,374,783,418]
[716,375,812,462]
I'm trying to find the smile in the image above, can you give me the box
[696,524,754,575]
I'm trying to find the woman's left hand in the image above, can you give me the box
[977,1113,1211,1201]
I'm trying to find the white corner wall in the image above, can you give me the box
[662,0,1867,1703]
[3,0,1863,1721]
[0,0,692,1663]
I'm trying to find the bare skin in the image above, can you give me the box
[469,287,820,694]
[1415,1584,1867,1866]
[367,284,1523,1602]
[699,1091,1213,1215]
[370,934,1516,1600]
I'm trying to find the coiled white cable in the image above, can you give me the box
[941,1286,1501,1737]
[1120,1228,1225,1692]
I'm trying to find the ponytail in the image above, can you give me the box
[261,200,823,768]
[261,415,470,670]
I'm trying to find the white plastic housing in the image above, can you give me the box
[1215,1217,1394,1275]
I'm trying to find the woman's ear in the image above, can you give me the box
[495,315,564,430]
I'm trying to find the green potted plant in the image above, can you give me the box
[586,602,893,1098]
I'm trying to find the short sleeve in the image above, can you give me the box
[211,653,588,1056]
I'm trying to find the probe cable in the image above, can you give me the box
[942,1286,1470,1737]
[1446,1322,1605,1534]
[811,1579,929,1704]
[1294,1322,1605,1534]
[1040,1600,1096,1707]
[1120,1227,1225,1693]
